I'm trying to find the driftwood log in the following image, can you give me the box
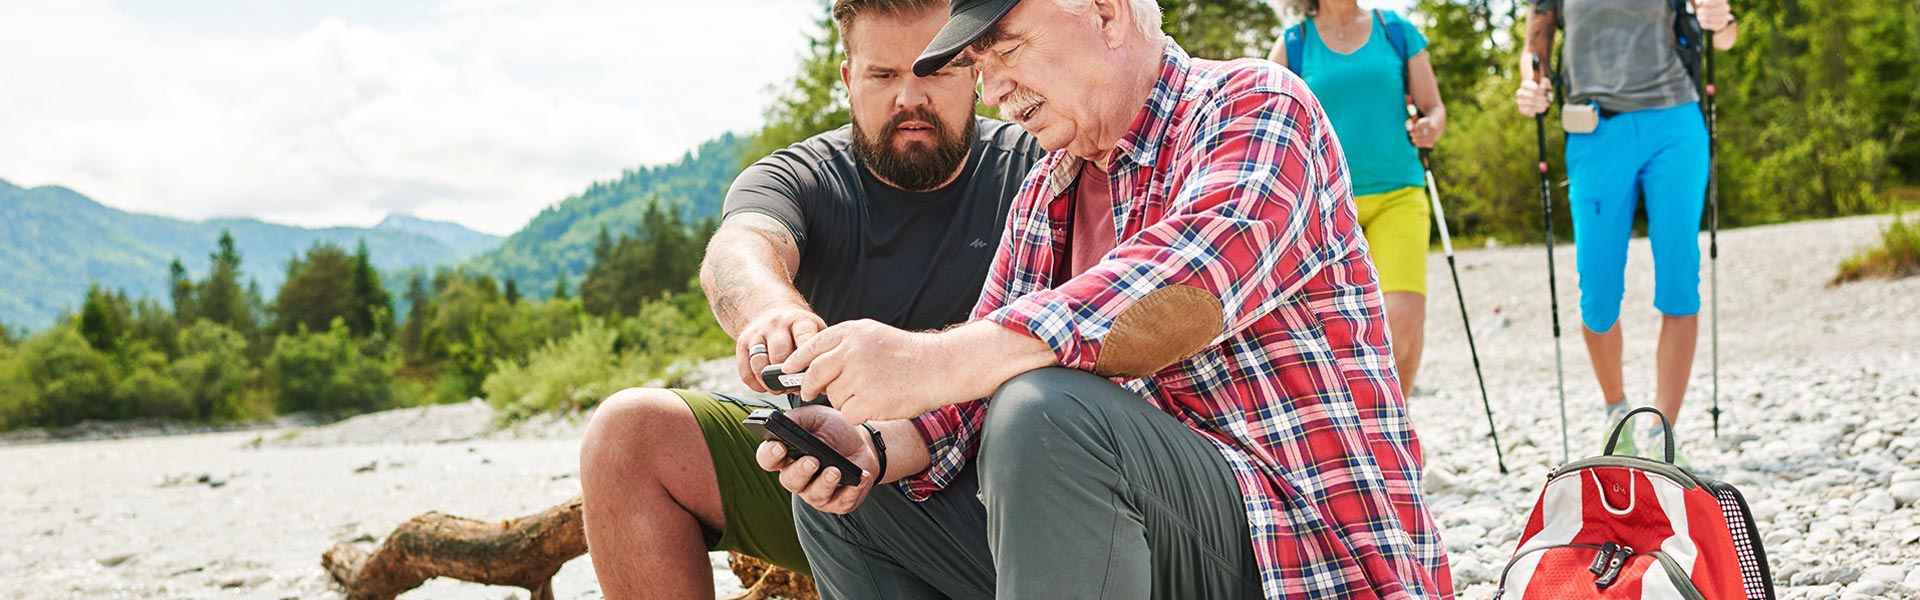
[322,494,817,600]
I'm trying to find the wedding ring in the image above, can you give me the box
[749,344,769,356]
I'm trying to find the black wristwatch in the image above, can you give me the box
[861,422,888,483]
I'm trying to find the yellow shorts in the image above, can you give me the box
[1356,186,1431,295]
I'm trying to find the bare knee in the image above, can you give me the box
[580,388,697,481]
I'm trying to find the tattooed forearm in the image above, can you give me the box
[699,214,807,335]
[709,261,753,325]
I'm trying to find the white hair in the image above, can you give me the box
[1053,0,1166,41]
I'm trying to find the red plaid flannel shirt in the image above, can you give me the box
[904,43,1454,599]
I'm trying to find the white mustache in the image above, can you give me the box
[998,89,1046,121]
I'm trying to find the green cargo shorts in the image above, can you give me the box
[670,389,811,576]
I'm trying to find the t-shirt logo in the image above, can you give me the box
[969,238,990,249]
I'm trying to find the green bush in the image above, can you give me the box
[117,363,192,421]
[483,318,635,420]
[615,289,731,366]
[269,319,395,416]
[482,290,730,421]
[0,347,41,430]
[172,321,259,421]
[20,327,120,426]
[1833,215,1920,284]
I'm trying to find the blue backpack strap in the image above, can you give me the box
[1376,10,1411,63]
[1282,21,1306,76]
[1376,10,1411,94]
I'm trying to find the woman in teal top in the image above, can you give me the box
[1268,0,1447,400]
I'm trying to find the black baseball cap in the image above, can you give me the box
[913,0,1022,77]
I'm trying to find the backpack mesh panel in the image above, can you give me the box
[1710,482,1777,600]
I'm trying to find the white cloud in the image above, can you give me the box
[0,0,821,235]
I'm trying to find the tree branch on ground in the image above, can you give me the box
[321,494,817,600]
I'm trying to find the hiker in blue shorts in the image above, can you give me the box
[1268,0,1446,398]
[1515,0,1737,462]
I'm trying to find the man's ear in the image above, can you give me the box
[1093,0,1133,49]
[840,59,852,86]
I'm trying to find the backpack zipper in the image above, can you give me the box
[1500,542,1708,598]
[1498,542,1609,590]
[1593,544,1634,588]
[1548,455,1705,489]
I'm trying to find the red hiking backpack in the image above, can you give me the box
[1497,407,1776,599]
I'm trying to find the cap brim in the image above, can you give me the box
[913,0,1021,77]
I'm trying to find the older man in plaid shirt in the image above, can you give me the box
[755,0,1454,597]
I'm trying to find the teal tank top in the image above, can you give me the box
[1294,11,1429,196]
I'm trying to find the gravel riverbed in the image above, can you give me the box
[2,215,1915,599]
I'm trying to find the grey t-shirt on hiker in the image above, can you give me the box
[722,117,1043,332]
[1537,0,1698,113]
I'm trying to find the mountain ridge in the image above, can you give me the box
[0,179,500,331]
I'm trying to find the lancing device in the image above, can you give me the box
[761,365,830,407]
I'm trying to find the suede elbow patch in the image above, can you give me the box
[1093,285,1223,378]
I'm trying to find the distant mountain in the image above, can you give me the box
[375,214,502,258]
[466,133,747,298]
[0,178,500,331]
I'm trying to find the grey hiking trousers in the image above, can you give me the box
[792,368,1262,600]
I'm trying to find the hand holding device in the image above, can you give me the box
[743,408,863,487]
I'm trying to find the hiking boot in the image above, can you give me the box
[1646,427,1690,469]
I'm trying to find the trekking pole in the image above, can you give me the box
[1705,33,1722,440]
[1420,148,1509,474]
[1531,54,1572,464]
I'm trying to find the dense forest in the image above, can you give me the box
[1,0,1912,431]
[0,212,724,430]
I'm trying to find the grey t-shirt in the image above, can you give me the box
[1539,0,1698,113]
[722,117,1043,331]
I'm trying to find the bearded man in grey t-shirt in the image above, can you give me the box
[576,0,1042,597]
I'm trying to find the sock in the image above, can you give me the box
[1604,399,1633,426]
[1647,424,1672,452]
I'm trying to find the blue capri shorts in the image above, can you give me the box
[1565,101,1709,333]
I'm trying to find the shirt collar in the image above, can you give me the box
[1042,40,1192,197]
[1110,41,1190,173]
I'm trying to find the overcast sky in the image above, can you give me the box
[0,0,821,235]
[0,1,1423,237]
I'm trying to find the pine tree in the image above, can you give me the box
[168,259,196,323]
[76,285,126,353]
[197,231,252,332]
[275,243,357,336]
[401,274,431,363]
[504,279,521,306]
[349,241,393,338]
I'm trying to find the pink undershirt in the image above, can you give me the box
[1068,161,1118,278]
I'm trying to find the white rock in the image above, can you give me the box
[1450,556,1495,586]
[1857,492,1897,514]
[1854,431,1888,454]
[1862,565,1906,584]
[1856,454,1896,477]
[1790,570,1820,587]
[1892,469,1920,484]
[1890,481,1920,507]
[1842,579,1887,598]
[1820,566,1864,585]
[1445,525,1487,554]
[1904,567,1920,589]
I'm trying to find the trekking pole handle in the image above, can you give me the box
[1530,55,1550,174]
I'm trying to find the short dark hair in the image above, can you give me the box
[832,0,947,54]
